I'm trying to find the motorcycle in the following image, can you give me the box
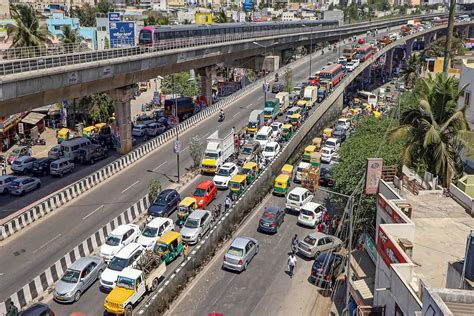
[275,73,279,82]
[218,112,225,122]
[35,138,46,145]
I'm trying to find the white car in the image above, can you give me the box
[298,202,325,228]
[270,122,283,138]
[213,162,239,189]
[100,224,141,261]
[100,243,144,290]
[295,162,311,183]
[11,156,37,174]
[330,153,341,165]
[325,138,341,151]
[136,217,174,249]
[346,59,360,72]
[0,175,16,194]
[132,124,148,137]
[263,142,281,161]
[285,187,314,212]
[321,147,336,163]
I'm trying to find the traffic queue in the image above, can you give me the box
[48,37,389,315]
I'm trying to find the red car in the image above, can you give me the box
[191,180,217,208]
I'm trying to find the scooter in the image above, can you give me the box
[218,113,225,122]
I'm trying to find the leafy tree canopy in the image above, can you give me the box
[424,35,466,58]
[161,72,201,98]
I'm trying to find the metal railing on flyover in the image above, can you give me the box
[0,13,443,77]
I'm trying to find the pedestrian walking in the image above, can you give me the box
[6,301,18,316]
[317,222,323,233]
[182,243,188,262]
[291,234,299,253]
[287,253,297,279]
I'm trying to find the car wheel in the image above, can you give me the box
[255,245,259,255]
[244,261,248,271]
[124,305,133,316]
[36,183,40,189]
[74,290,81,302]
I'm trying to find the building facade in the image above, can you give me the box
[0,0,10,19]
[458,59,474,128]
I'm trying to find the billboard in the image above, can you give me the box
[376,226,408,267]
[108,12,121,22]
[109,22,135,48]
[243,0,253,12]
[365,158,383,195]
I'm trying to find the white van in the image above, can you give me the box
[286,107,301,120]
[255,126,273,148]
[60,137,91,161]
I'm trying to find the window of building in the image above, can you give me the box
[465,91,471,107]
[54,25,61,30]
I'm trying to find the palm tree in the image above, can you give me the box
[7,4,49,50]
[443,0,456,75]
[388,73,469,187]
[401,53,421,88]
[61,25,80,53]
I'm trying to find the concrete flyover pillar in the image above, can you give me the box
[109,85,138,154]
[405,38,414,59]
[385,48,394,78]
[197,65,215,107]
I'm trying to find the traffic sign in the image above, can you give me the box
[18,123,24,135]
[174,140,181,154]
[262,83,269,93]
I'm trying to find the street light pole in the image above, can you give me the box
[172,75,180,184]
[302,25,312,78]
[253,41,278,105]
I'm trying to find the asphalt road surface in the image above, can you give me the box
[1,27,392,306]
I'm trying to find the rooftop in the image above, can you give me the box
[403,191,474,288]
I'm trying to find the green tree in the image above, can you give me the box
[7,4,49,49]
[97,0,114,14]
[444,0,456,74]
[332,116,404,229]
[388,74,469,186]
[148,179,162,202]
[283,68,293,93]
[62,25,78,44]
[401,53,422,88]
[424,36,466,58]
[189,136,205,168]
[79,93,114,123]
[161,72,201,97]
[71,4,97,27]
[144,16,157,26]
[344,3,359,23]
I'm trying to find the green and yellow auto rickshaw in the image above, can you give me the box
[177,197,198,226]
[280,164,294,182]
[273,174,291,196]
[242,162,259,184]
[289,113,301,127]
[281,124,294,141]
[155,231,184,264]
[228,174,248,200]
[57,128,70,144]
[82,125,97,137]
[303,145,317,162]
[312,137,322,151]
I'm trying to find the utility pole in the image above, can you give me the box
[443,0,456,76]
[345,195,355,311]
[172,75,180,183]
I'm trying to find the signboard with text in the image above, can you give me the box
[108,12,121,22]
[377,193,406,224]
[365,158,383,194]
[109,22,135,48]
[376,226,408,267]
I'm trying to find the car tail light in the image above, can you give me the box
[238,259,243,265]
[325,274,331,281]
[272,222,277,227]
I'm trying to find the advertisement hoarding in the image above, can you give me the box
[365,158,383,194]
[109,22,135,48]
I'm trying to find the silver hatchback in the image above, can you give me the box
[53,256,105,303]
[223,237,259,272]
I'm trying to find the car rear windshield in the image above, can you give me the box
[256,134,267,140]
[61,269,80,283]
[193,188,206,197]
[297,166,307,173]
[242,147,253,154]
[301,209,314,216]
[185,218,200,229]
[217,168,230,176]
[142,227,158,238]
[227,246,243,257]
[288,193,300,202]
[105,235,121,246]
[303,235,317,246]
[12,161,21,165]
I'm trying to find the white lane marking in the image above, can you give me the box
[32,233,62,254]
[245,103,253,108]
[82,204,105,220]
[153,162,167,171]
[232,111,241,119]
[121,180,140,193]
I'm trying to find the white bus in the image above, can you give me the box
[358,91,378,108]
[458,15,471,22]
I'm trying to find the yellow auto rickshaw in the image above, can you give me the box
[95,122,107,130]
[242,162,259,184]
[273,174,291,196]
[323,128,333,138]
[229,175,248,200]
[312,137,322,151]
[281,124,294,141]
[57,128,70,143]
[310,152,321,167]
[82,126,97,137]
[377,101,385,108]
[353,98,361,105]
[303,145,317,162]
[289,113,301,127]
[177,197,198,226]
[364,103,372,111]
[280,164,294,181]
[373,111,382,119]
[350,108,360,116]
[155,231,184,264]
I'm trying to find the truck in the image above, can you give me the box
[275,92,290,114]
[164,97,196,121]
[263,99,280,121]
[201,130,235,174]
[298,86,318,109]
[247,110,265,135]
[104,250,166,316]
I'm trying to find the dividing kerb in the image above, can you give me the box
[0,196,150,314]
